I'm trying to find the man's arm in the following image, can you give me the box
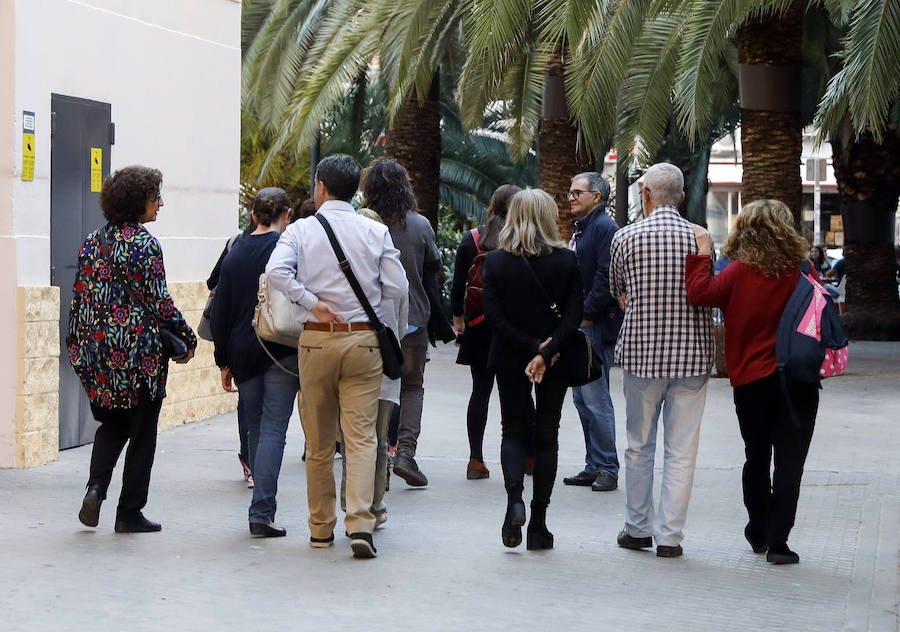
[379,231,409,300]
[265,226,319,310]
[583,223,618,322]
[609,232,627,300]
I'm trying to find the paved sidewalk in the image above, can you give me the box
[1,342,898,631]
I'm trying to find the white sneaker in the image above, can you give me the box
[247,475,254,489]
[375,512,388,528]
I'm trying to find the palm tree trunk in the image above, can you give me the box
[386,72,441,229]
[540,51,593,241]
[736,2,803,228]
[831,128,900,340]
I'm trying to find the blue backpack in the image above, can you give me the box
[775,260,849,385]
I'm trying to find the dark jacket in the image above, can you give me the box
[483,247,583,371]
[572,206,624,343]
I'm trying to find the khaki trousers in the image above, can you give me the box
[298,329,382,538]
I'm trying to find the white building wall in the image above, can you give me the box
[13,0,241,285]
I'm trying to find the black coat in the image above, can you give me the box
[483,247,583,371]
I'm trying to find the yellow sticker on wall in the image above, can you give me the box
[90,148,102,192]
[22,133,35,182]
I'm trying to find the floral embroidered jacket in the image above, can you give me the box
[66,222,197,409]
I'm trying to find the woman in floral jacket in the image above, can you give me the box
[68,165,195,534]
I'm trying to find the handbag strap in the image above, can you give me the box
[520,255,562,320]
[314,214,385,331]
[254,328,300,377]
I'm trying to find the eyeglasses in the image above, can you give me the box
[155,193,163,205]
[566,189,598,200]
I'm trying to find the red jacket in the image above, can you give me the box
[685,255,819,387]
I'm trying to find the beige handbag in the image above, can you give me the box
[251,273,304,376]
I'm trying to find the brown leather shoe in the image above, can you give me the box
[466,458,490,480]
[657,544,683,558]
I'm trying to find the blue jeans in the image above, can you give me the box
[622,372,709,547]
[571,328,618,477]
[237,357,300,524]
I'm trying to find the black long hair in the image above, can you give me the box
[478,184,521,251]
[362,159,418,229]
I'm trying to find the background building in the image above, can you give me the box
[1,0,241,468]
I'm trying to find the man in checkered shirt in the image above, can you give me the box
[609,162,714,558]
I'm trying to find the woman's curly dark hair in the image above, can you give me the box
[100,166,162,224]
[252,187,291,226]
[361,159,418,229]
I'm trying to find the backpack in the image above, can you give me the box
[464,228,487,326]
[775,260,849,385]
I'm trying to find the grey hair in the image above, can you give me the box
[571,172,610,203]
[643,163,684,206]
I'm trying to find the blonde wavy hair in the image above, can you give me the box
[498,188,565,256]
[722,199,809,277]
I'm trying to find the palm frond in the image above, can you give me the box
[503,30,548,161]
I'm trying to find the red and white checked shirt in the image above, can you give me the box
[609,205,714,378]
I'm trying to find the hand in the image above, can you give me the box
[220,367,238,392]
[525,354,547,383]
[312,300,343,324]
[174,347,195,365]
[452,315,465,335]
[618,292,627,311]
[691,224,713,256]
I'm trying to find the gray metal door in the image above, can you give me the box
[51,94,112,449]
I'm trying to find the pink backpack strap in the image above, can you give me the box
[471,228,483,255]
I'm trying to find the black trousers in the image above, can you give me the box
[87,396,163,520]
[733,373,818,547]
[496,368,568,508]
[466,363,496,462]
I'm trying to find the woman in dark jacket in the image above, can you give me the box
[686,199,823,564]
[451,184,521,480]
[483,188,583,550]
[69,165,196,533]
[211,188,299,538]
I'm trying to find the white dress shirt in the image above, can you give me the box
[265,200,409,323]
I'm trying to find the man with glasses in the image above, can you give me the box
[562,172,624,492]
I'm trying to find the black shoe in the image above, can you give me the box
[526,502,553,550]
[563,470,596,486]
[744,524,767,554]
[78,484,103,528]
[249,521,286,537]
[392,453,428,487]
[591,471,618,492]
[114,514,161,533]
[349,532,377,558]
[502,502,526,548]
[766,543,799,564]
[657,544,683,558]
[310,533,335,548]
[617,529,652,550]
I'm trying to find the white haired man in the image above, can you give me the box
[609,162,714,558]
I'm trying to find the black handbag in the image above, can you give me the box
[520,255,603,387]
[315,215,404,379]
[99,227,190,361]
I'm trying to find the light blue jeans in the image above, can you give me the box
[622,371,709,547]
[571,330,618,477]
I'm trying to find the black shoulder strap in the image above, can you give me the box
[520,255,561,319]
[314,214,384,329]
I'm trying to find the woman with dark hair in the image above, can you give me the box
[211,188,299,537]
[807,245,831,276]
[69,165,196,533]
[450,184,521,479]
[483,188,583,550]
[362,159,441,488]
[686,199,823,564]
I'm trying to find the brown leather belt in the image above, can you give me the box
[304,321,374,332]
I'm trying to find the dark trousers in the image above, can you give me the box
[496,368,568,508]
[467,363,496,462]
[733,373,818,547]
[87,396,163,520]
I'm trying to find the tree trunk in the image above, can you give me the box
[736,2,803,228]
[386,73,441,229]
[831,128,900,340]
[540,52,593,241]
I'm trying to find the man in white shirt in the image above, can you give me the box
[266,155,408,558]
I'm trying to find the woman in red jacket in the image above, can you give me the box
[686,199,817,565]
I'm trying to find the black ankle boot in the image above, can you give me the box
[526,502,553,550]
[502,500,525,548]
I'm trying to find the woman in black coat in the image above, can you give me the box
[451,184,520,480]
[483,188,583,550]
